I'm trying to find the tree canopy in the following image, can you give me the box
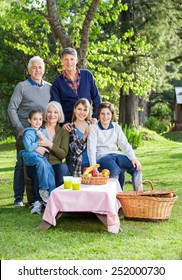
[0,0,182,129]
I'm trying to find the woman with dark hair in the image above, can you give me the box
[20,108,56,205]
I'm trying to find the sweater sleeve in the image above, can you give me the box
[50,77,62,103]
[89,74,101,119]
[7,83,24,132]
[50,127,69,161]
[87,124,98,166]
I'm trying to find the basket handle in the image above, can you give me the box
[136,180,155,193]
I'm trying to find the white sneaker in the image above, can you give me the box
[39,189,49,204]
[14,200,24,207]
[31,201,43,214]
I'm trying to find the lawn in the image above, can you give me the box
[0,131,182,260]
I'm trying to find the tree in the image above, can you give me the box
[0,0,181,131]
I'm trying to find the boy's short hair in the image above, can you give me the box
[97,102,116,122]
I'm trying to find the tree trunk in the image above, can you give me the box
[119,88,139,127]
[138,97,148,125]
[46,0,100,69]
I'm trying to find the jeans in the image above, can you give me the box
[26,162,70,203]
[97,153,142,190]
[13,150,25,203]
[22,152,56,192]
[26,166,41,202]
[52,163,70,187]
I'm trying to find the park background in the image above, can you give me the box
[0,0,182,260]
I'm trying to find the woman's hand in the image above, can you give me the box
[37,138,53,150]
[36,130,46,140]
[35,146,49,155]
[62,122,72,132]
[90,118,97,124]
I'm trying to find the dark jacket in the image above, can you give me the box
[50,69,101,123]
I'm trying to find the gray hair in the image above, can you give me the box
[60,47,77,59]
[28,56,45,70]
[44,101,65,123]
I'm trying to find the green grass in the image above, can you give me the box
[0,133,182,260]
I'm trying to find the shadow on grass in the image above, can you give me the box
[0,167,14,172]
[49,212,108,233]
[168,153,182,159]
[0,207,107,233]
[163,131,182,143]
[0,142,15,152]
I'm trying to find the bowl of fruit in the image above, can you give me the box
[81,164,110,185]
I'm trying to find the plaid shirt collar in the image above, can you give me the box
[63,67,80,79]
[63,68,80,95]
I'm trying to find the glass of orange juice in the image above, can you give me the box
[63,176,73,189]
[72,177,81,190]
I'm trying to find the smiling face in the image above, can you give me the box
[28,112,43,130]
[28,61,45,84]
[61,53,78,74]
[46,105,60,124]
[74,103,90,121]
[98,108,112,128]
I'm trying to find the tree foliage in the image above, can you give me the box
[0,0,182,130]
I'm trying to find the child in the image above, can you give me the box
[87,102,142,190]
[66,98,93,177]
[20,108,56,205]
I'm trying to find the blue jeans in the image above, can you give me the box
[52,163,70,187]
[97,153,142,190]
[22,152,56,192]
[26,166,41,202]
[13,150,25,203]
[26,162,69,202]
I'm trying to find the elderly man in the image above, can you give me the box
[50,47,101,131]
[8,56,51,206]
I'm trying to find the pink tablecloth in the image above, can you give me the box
[42,178,122,234]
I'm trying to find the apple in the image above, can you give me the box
[91,169,100,177]
[85,173,92,177]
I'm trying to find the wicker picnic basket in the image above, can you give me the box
[116,180,177,221]
[81,175,109,185]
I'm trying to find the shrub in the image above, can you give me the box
[144,116,171,134]
[122,125,143,149]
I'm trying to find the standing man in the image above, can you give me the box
[50,47,101,131]
[8,56,51,206]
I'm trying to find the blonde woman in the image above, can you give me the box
[66,98,93,177]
